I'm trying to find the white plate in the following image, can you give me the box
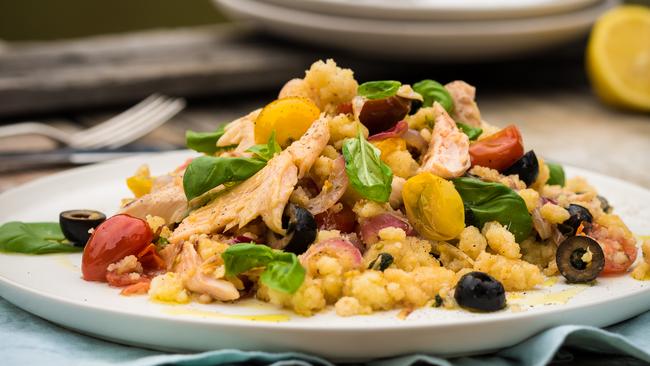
[261,0,601,21]
[1,150,649,361]
[213,0,617,60]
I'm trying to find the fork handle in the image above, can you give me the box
[0,122,72,145]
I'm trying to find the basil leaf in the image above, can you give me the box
[222,243,277,276]
[246,131,281,162]
[343,131,393,202]
[0,222,81,254]
[183,156,266,201]
[546,162,566,187]
[358,80,401,100]
[452,177,532,242]
[412,79,454,113]
[260,252,306,294]
[222,243,305,293]
[456,122,483,141]
[186,125,231,154]
[184,134,284,202]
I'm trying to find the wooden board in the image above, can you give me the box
[0,22,593,118]
[0,25,316,116]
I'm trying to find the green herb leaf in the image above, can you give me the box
[546,162,566,187]
[183,155,266,201]
[155,236,169,250]
[412,79,454,113]
[246,131,281,162]
[456,122,483,141]
[184,131,283,201]
[260,252,306,294]
[0,222,81,254]
[222,243,305,294]
[222,243,277,276]
[368,253,394,271]
[357,80,401,100]
[342,131,393,202]
[186,125,232,154]
[452,177,532,242]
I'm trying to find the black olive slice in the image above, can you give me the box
[464,205,475,227]
[503,150,539,186]
[59,209,106,246]
[557,204,593,236]
[368,253,394,271]
[556,236,605,283]
[359,96,411,135]
[409,99,423,115]
[281,204,317,254]
[597,195,612,213]
[454,271,506,312]
[433,294,443,307]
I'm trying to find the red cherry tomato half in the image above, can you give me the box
[82,214,153,281]
[359,96,411,135]
[136,243,166,271]
[469,125,524,172]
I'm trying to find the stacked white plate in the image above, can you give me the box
[212,0,619,60]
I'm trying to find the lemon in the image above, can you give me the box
[587,5,650,111]
[254,97,321,147]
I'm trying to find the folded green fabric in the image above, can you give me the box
[2,298,649,366]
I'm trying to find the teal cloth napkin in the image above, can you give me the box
[2,297,650,366]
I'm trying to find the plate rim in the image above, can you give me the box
[214,0,616,36]
[259,0,602,21]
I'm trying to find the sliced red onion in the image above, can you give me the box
[389,176,406,209]
[541,197,558,206]
[551,226,565,245]
[230,236,262,244]
[174,158,194,173]
[351,96,366,121]
[306,156,348,215]
[297,178,320,197]
[368,120,408,141]
[315,204,356,233]
[300,238,362,270]
[532,208,552,240]
[402,129,428,153]
[343,232,365,254]
[359,213,415,246]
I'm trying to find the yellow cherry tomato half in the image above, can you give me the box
[126,165,152,198]
[402,173,465,241]
[371,137,407,160]
[254,97,321,147]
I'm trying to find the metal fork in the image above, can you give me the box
[0,94,186,150]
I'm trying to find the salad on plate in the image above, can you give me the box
[2,59,648,317]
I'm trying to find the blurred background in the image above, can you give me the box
[0,0,648,190]
[0,0,224,41]
[0,0,646,41]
